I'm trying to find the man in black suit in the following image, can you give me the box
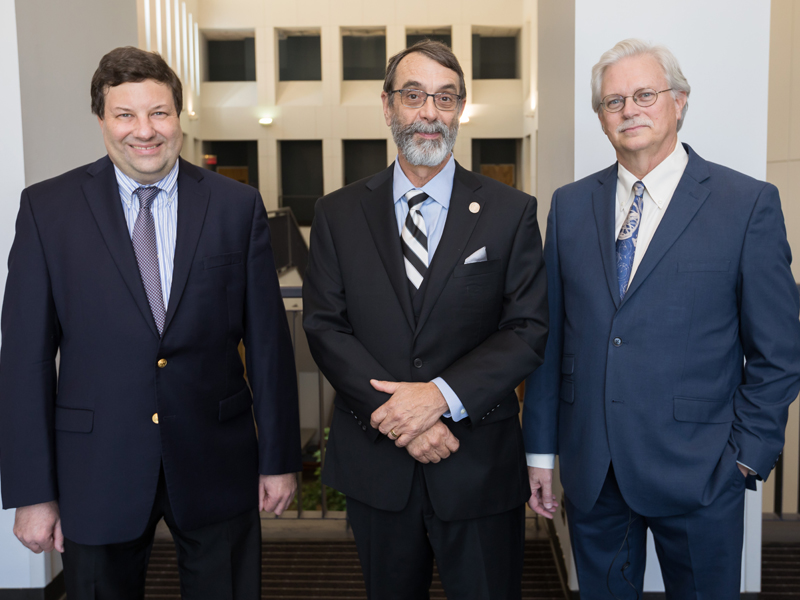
[303,40,551,599]
[0,47,301,600]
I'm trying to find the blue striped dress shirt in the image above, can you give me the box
[113,161,179,309]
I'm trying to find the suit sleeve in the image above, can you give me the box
[302,200,399,442]
[436,195,549,429]
[244,193,302,475]
[733,182,800,479]
[522,190,563,455]
[0,191,60,508]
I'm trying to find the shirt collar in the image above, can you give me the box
[114,159,180,208]
[392,154,455,209]
[617,140,688,209]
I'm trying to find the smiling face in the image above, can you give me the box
[598,54,686,172]
[381,52,464,170]
[98,79,183,185]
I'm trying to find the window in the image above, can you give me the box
[471,139,520,188]
[472,30,519,79]
[207,37,255,82]
[280,141,323,226]
[202,141,259,189]
[342,28,386,80]
[278,30,321,81]
[343,140,388,185]
[406,27,451,48]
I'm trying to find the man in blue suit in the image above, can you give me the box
[524,38,800,597]
[0,47,301,599]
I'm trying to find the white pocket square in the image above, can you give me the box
[464,247,488,264]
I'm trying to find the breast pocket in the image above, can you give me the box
[453,259,502,278]
[204,252,242,270]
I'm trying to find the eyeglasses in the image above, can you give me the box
[600,88,672,113]
[390,89,462,111]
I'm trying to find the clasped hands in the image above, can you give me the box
[369,379,460,464]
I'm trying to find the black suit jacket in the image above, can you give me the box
[303,162,548,521]
[0,156,301,544]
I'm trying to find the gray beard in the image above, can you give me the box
[390,113,459,167]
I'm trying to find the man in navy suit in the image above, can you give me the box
[0,47,301,599]
[524,38,800,597]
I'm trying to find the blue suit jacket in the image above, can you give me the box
[523,145,800,517]
[0,156,301,544]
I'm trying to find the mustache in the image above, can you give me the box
[616,117,654,133]
[402,119,450,136]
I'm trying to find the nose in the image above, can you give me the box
[417,95,439,121]
[620,96,639,119]
[135,117,156,139]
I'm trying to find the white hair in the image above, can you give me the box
[591,38,691,131]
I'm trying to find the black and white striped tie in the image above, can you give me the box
[401,191,429,293]
[132,186,166,336]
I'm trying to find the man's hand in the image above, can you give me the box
[738,463,751,478]
[527,467,558,519]
[14,501,63,553]
[369,380,449,447]
[259,473,297,515]
[405,421,460,463]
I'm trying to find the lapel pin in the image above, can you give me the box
[469,202,480,214]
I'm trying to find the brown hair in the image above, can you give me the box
[384,40,466,103]
[91,46,183,118]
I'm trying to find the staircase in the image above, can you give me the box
[144,539,566,599]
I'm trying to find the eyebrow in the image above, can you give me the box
[111,104,172,112]
[399,80,458,93]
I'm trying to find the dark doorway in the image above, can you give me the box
[343,140,388,185]
[280,141,323,226]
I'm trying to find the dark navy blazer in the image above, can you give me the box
[524,145,800,517]
[0,156,301,544]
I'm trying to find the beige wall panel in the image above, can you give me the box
[268,1,298,26]
[336,1,363,26]
[257,27,276,106]
[768,160,798,279]
[198,107,260,139]
[763,470,776,513]
[199,0,263,28]
[472,79,524,105]
[277,81,324,105]
[396,0,431,24]
[791,2,800,159]
[201,82,258,107]
[341,81,384,105]
[386,24,405,58]
[313,106,334,139]
[278,106,322,139]
[427,3,463,25]
[363,2,397,25]
[297,0,332,26]
[345,106,390,138]
[323,139,343,194]
[768,0,792,162]
[463,0,522,26]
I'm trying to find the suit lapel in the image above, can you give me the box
[361,165,416,331]
[163,159,210,333]
[82,156,160,338]
[622,146,710,303]
[592,165,622,309]
[414,164,482,337]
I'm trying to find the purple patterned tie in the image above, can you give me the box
[132,187,166,335]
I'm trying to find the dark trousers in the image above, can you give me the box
[62,466,261,600]
[347,463,526,600]
[565,464,746,600]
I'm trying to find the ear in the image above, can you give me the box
[97,115,105,128]
[597,111,607,134]
[673,91,687,122]
[381,91,393,127]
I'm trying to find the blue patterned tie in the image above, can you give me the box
[616,181,645,300]
[132,186,166,335]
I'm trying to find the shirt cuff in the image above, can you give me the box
[736,461,757,476]
[526,453,555,469]
[432,377,468,422]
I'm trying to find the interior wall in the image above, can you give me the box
[14,0,138,186]
[0,0,30,585]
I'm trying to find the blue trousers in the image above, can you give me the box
[565,464,746,600]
